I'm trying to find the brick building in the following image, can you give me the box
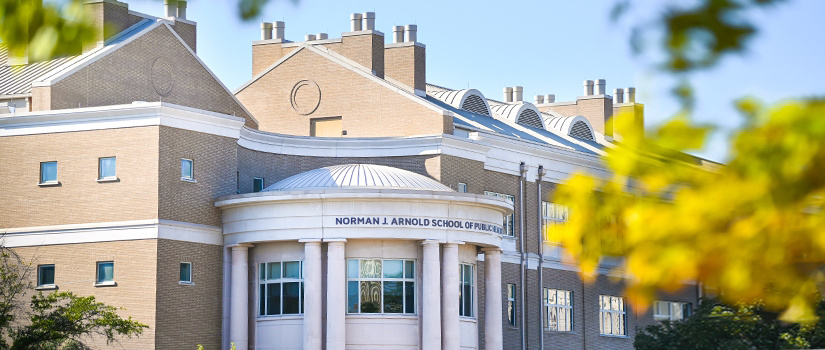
[0,1,697,349]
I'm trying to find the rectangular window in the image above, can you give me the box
[253,177,265,192]
[96,261,114,284]
[259,261,304,316]
[459,264,474,317]
[38,264,55,286]
[599,295,626,336]
[507,284,516,326]
[180,262,192,283]
[347,259,416,314]
[544,289,573,331]
[40,161,57,184]
[181,158,194,180]
[542,202,570,243]
[484,191,515,236]
[654,300,691,321]
[458,182,468,193]
[98,157,116,179]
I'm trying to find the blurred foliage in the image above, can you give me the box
[0,0,96,63]
[634,298,825,349]
[555,99,825,321]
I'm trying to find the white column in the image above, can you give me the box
[483,248,503,350]
[422,240,442,350]
[301,240,323,350]
[229,244,253,350]
[442,242,461,350]
[326,239,347,350]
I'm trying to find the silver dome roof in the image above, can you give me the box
[264,164,453,192]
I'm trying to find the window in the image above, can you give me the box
[457,182,467,193]
[180,262,192,284]
[485,191,515,236]
[599,295,626,336]
[96,262,114,284]
[347,259,415,314]
[98,157,116,180]
[40,161,57,184]
[253,177,265,192]
[544,289,573,331]
[259,261,303,316]
[507,284,517,326]
[38,264,55,286]
[654,300,691,321]
[459,264,474,317]
[181,158,194,181]
[542,202,570,243]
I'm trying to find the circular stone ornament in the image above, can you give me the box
[151,57,175,97]
[290,80,321,115]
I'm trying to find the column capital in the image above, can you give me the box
[421,239,444,246]
[444,240,465,246]
[299,239,323,244]
[227,243,253,250]
[324,238,347,243]
[482,247,503,254]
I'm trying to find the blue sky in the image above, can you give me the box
[127,0,825,162]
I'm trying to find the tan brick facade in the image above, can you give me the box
[84,0,145,47]
[385,44,426,92]
[540,97,613,135]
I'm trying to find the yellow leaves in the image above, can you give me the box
[0,0,98,62]
[554,98,825,322]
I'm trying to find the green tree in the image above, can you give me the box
[634,299,825,350]
[0,245,147,349]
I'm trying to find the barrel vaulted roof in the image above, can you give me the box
[264,164,453,192]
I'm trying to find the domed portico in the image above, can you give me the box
[215,164,512,350]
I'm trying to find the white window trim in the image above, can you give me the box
[544,288,574,332]
[507,283,517,327]
[654,300,690,321]
[253,177,265,192]
[258,261,304,317]
[98,157,118,181]
[542,202,569,244]
[95,261,116,287]
[457,182,467,193]
[181,158,196,182]
[599,295,627,337]
[39,161,59,186]
[179,262,194,285]
[459,263,475,319]
[37,264,56,289]
[347,258,417,315]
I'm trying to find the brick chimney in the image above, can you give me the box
[83,0,197,52]
[384,24,425,94]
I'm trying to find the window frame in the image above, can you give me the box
[95,261,115,286]
[542,202,569,244]
[459,263,475,318]
[457,182,468,193]
[507,283,517,326]
[179,262,193,285]
[98,156,117,181]
[599,295,627,336]
[654,300,691,321]
[180,158,194,181]
[484,191,515,237]
[39,161,58,185]
[253,177,265,192]
[37,264,55,287]
[258,261,304,317]
[544,288,573,332]
[346,258,416,315]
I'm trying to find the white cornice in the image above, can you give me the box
[0,219,223,247]
[0,102,246,138]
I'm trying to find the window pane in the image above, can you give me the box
[97,262,113,283]
[180,263,191,282]
[508,300,516,326]
[463,265,473,285]
[404,260,414,279]
[253,178,264,192]
[259,284,267,315]
[283,282,300,314]
[547,290,557,304]
[672,303,683,320]
[383,281,403,313]
[360,260,381,278]
[267,283,281,315]
[181,159,192,178]
[548,307,558,330]
[39,265,55,285]
[347,260,359,279]
[260,263,266,280]
[40,162,57,183]
[383,260,403,278]
[462,284,473,317]
[347,281,359,313]
[99,157,116,178]
[404,281,415,313]
[268,262,282,280]
[360,281,382,313]
[283,261,300,279]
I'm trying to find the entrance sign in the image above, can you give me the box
[334,216,503,235]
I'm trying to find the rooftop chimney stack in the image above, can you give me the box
[317,33,328,40]
[393,26,404,43]
[535,95,545,104]
[545,94,555,103]
[614,88,624,103]
[405,24,417,42]
[176,0,186,19]
[305,34,316,41]
[595,79,606,95]
[584,80,594,96]
[504,87,514,103]
[164,0,176,17]
[261,22,273,40]
[362,12,375,31]
[627,87,636,103]
[274,21,285,40]
[351,13,363,31]
[514,86,523,102]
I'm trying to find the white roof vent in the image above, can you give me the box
[430,89,492,117]
[545,115,595,141]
